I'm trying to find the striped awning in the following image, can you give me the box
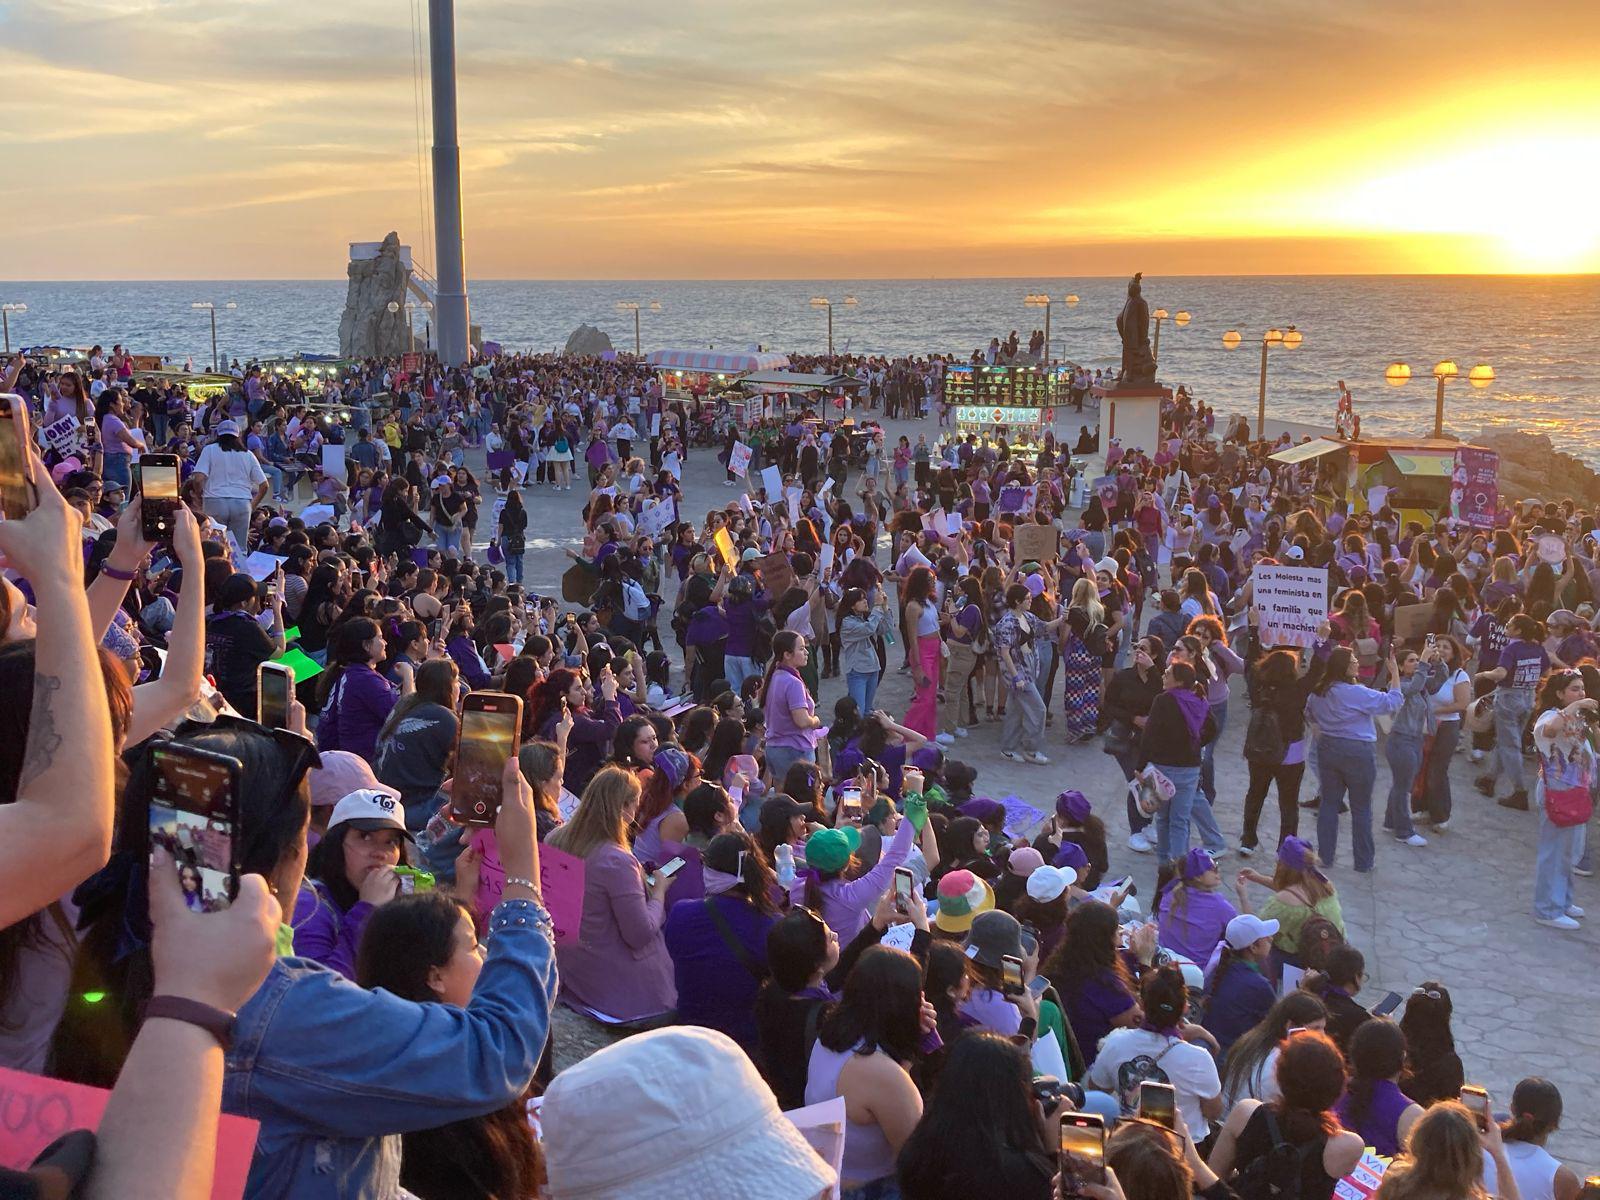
[646,349,791,373]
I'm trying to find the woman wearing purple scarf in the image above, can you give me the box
[1138,660,1219,874]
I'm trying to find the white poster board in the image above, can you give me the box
[320,443,346,478]
[1252,564,1329,649]
[728,441,753,478]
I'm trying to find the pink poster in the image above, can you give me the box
[468,834,585,946]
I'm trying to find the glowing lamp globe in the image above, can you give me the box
[1154,308,1169,320]
[1468,364,1495,389]
[1385,362,1412,387]
[1174,311,1191,327]
[843,296,858,306]
[1064,295,1080,306]
[1264,329,1284,346]
[1282,328,1303,349]
[809,297,829,308]
[1433,360,1459,379]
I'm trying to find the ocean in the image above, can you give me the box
[4,275,1598,460]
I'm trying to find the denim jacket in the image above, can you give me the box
[1390,661,1444,739]
[224,898,556,1200]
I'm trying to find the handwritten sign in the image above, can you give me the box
[999,794,1046,838]
[40,415,81,455]
[756,550,796,598]
[1332,1150,1390,1200]
[1013,524,1059,564]
[1252,564,1330,648]
[540,843,586,946]
[0,1065,259,1200]
[728,441,753,478]
[996,484,1031,513]
[637,498,677,539]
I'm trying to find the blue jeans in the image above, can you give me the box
[1488,689,1534,795]
[1533,790,1582,919]
[1111,745,1149,835]
[724,654,760,695]
[501,543,524,582]
[1384,732,1423,839]
[765,744,815,786]
[1317,735,1378,871]
[1200,699,1229,801]
[1154,763,1203,865]
[103,451,131,490]
[847,669,880,714]
[436,525,463,556]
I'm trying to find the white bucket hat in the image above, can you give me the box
[542,1026,836,1200]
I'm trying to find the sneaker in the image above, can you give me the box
[723,479,734,487]
[1128,831,1154,854]
[1575,862,1595,878]
[1398,833,1429,847]
[1002,750,1025,763]
[954,726,969,738]
[1474,776,1495,797]
[935,732,956,746]
[1498,790,1530,812]
[1027,751,1051,765]
[1237,844,1254,858]
[1536,915,1582,931]
[1470,748,1486,763]
[1567,905,1586,919]
[1207,846,1230,860]
[1431,820,1449,832]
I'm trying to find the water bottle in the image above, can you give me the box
[774,843,796,888]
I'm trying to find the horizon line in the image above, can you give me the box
[5,271,1599,285]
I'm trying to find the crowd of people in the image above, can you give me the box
[0,340,1591,1199]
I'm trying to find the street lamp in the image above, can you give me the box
[809,295,857,356]
[1383,357,1494,437]
[1024,293,1053,363]
[0,303,26,354]
[1151,307,1192,364]
[191,301,237,373]
[1223,323,1303,440]
[615,301,663,356]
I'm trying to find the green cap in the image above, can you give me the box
[805,826,862,873]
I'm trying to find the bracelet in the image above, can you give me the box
[100,562,141,581]
[505,876,539,892]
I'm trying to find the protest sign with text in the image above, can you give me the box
[1252,564,1329,648]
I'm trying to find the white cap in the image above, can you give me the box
[1225,913,1281,949]
[327,787,412,840]
[1025,864,1077,904]
[1282,545,1305,561]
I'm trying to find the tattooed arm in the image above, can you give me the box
[0,447,117,928]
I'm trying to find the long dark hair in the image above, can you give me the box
[1040,900,1133,999]
[1271,1031,1347,1142]
[816,944,924,1063]
[1220,991,1329,1106]
[897,1033,1049,1195]
[1399,981,1456,1076]
[758,629,806,706]
[316,616,382,707]
[1343,1017,1407,1131]
[355,893,542,1200]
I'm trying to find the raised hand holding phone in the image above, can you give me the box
[494,755,541,900]
[0,441,77,579]
[148,847,278,1013]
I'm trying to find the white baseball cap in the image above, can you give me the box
[1282,545,1305,561]
[1225,913,1280,949]
[1025,864,1077,904]
[327,787,412,840]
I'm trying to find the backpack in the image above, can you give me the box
[1231,1108,1321,1200]
[1071,606,1109,657]
[750,611,778,665]
[1243,692,1287,764]
[1296,915,1344,973]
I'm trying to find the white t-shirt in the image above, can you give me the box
[1429,667,1470,722]
[194,442,268,500]
[1085,1027,1221,1134]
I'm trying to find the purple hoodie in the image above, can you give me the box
[290,879,373,981]
[314,663,398,762]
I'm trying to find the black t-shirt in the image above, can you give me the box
[205,610,278,715]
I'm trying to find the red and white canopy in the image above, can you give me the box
[646,349,790,374]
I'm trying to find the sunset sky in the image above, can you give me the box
[7,0,1600,280]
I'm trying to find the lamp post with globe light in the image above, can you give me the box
[1223,325,1303,440]
[809,295,857,357]
[1384,358,1495,438]
[1,303,26,354]
[191,301,237,373]
[615,300,663,356]
[1152,308,1191,365]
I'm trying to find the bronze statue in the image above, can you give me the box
[1115,272,1157,387]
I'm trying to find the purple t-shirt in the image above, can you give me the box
[1059,970,1136,1061]
[1469,613,1507,670]
[1498,639,1548,693]
[960,987,1022,1037]
[1156,886,1238,967]
[765,668,816,751]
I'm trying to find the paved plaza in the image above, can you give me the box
[490,410,1599,1170]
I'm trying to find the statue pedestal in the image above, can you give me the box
[1092,384,1171,458]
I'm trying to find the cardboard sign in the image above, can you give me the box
[713,527,739,571]
[0,1065,259,1200]
[1252,564,1330,648]
[540,843,586,946]
[756,550,796,598]
[1453,447,1499,531]
[1391,601,1434,644]
[728,441,753,478]
[782,1097,846,1200]
[1013,524,1060,564]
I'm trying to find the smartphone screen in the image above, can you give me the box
[452,692,522,825]
[1001,954,1025,995]
[838,787,862,821]
[140,453,181,540]
[1460,1086,1490,1131]
[257,662,292,730]
[0,395,35,521]
[1058,1113,1106,1191]
[1372,990,1403,1017]
[1138,1081,1177,1129]
[657,856,686,880]
[147,743,242,912]
[893,866,914,914]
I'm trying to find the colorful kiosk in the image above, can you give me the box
[944,363,1059,450]
[1268,435,1484,525]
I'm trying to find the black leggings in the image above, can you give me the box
[1241,759,1305,849]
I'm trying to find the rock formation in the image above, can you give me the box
[563,324,614,357]
[339,233,410,359]
[1472,426,1600,507]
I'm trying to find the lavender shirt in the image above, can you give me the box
[765,667,816,751]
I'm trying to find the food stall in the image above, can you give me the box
[1268,436,1480,526]
[128,367,237,404]
[647,349,791,442]
[737,369,863,423]
[943,363,1061,451]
